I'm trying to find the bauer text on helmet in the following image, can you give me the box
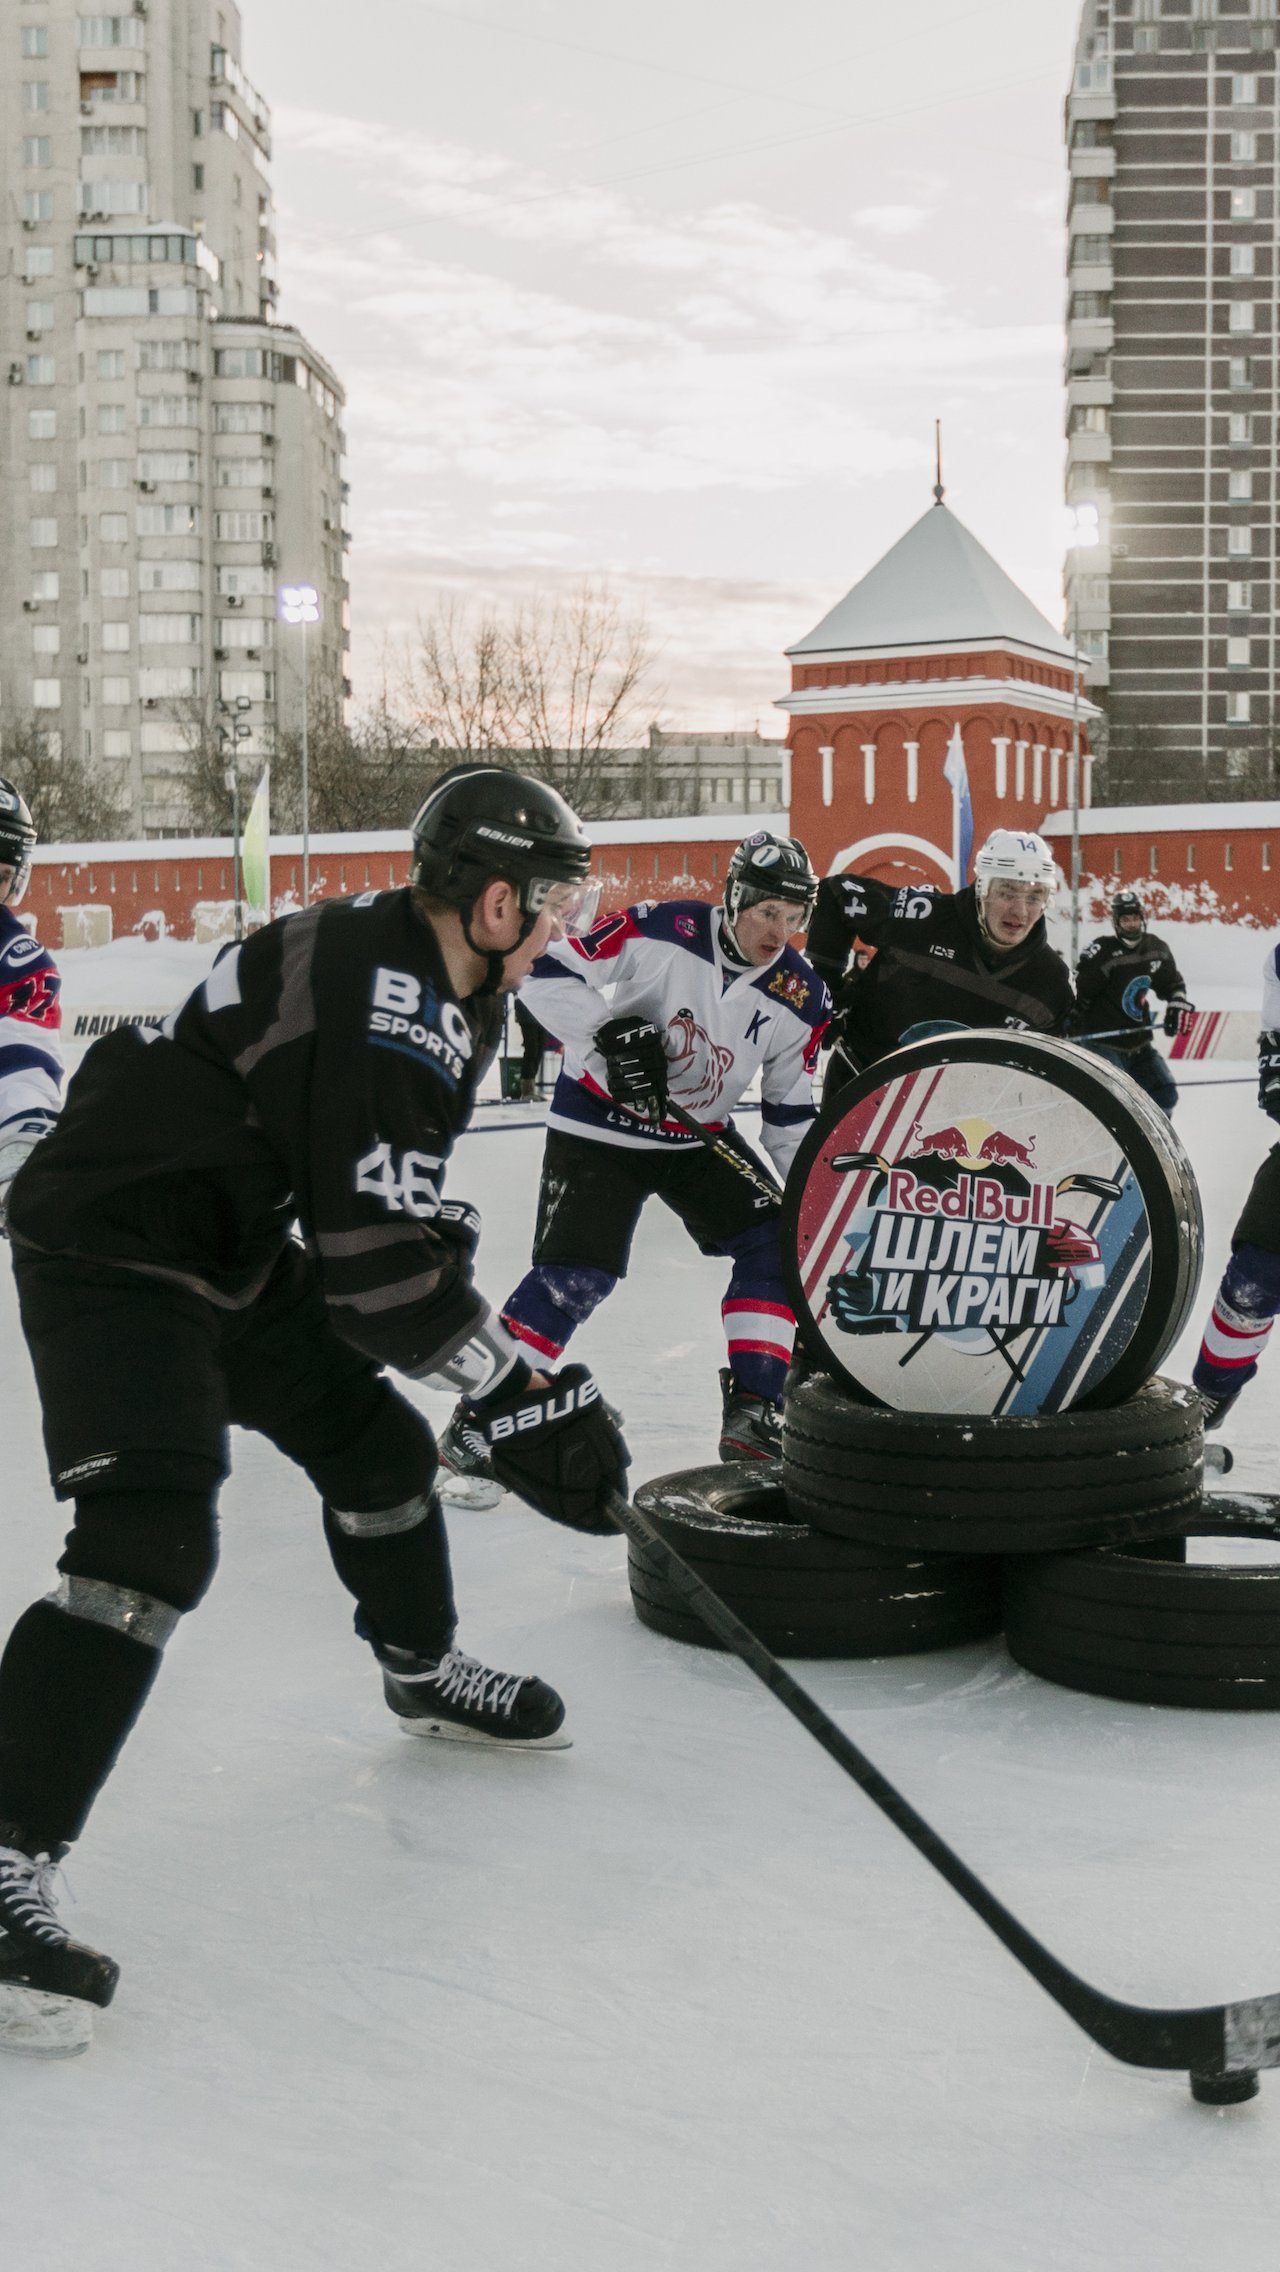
[410,766,600,942]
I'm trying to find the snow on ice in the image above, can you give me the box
[3,926,1280,2271]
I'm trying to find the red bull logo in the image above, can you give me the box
[978,1128,1036,1169]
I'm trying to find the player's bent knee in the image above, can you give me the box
[57,1489,220,1617]
[44,1574,183,1651]
[302,1384,437,1512]
[327,1490,437,1538]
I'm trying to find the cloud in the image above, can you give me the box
[853,204,931,236]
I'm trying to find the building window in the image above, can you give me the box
[29,465,56,495]
[1228,636,1252,664]
[22,82,50,112]
[1228,411,1253,442]
[213,510,272,541]
[98,512,127,541]
[101,623,130,652]
[24,248,54,281]
[1232,187,1258,218]
[192,164,204,191]
[1227,580,1252,609]
[77,18,148,49]
[1187,844,1197,872]
[139,615,200,644]
[1133,23,1159,48]
[137,397,200,428]
[1227,692,1252,721]
[1229,525,1253,554]
[22,137,51,167]
[137,504,200,534]
[97,459,130,487]
[102,731,131,759]
[1229,302,1256,332]
[29,518,57,548]
[101,676,131,705]
[25,355,54,386]
[1232,74,1260,103]
[21,27,49,56]
[32,627,60,656]
[27,410,56,440]
[1225,842,1235,870]
[96,403,128,434]
[1229,470,1254,498]
[137,452,199,482]
[1231,244,1257,276]
[1231,132,1259,161]
[1265,843,1272,872]
[137,339,200,372]
[1149,846,1159,875]
[32,681,61,710]
[23,191,53,222]
[1229,356,1253,387]
[31,573,59,602]
[1112,848,1122,874]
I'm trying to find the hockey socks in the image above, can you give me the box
[721,1223,795,1406]
[1192,1242,1280,1422]
[500,1264,617,1364]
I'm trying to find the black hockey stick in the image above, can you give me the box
[617,1096,782,1207]
[609,1488,1280,2104]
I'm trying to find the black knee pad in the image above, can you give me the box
[58,1488,221,1615]
[300,1382,438,1513]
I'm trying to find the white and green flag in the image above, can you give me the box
[241,765,271,924]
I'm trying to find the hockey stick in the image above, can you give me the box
[616,1096,783,1207]
[609,1487,1280,2103]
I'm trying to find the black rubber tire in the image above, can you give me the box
[784,1030,1203,1415]
[1003,1493,1280,1709]
[628,1465,1002,1657]
[782,1372,1203,1555]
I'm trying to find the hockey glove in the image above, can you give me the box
[433,1199,482,1260]
[1260,1031,1280,1123]
[1163,996,1195,1039]
[594,1015,668,1126]
[477,1364,627,1534]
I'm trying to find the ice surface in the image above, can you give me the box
[5,930,1280,2270]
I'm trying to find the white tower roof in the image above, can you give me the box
[788,501,1075,667]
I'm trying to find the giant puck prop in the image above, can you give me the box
[784,1033,1201,1416]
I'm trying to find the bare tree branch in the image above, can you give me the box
[0,714,130,843]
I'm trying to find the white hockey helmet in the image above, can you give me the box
[973,829,1057,940]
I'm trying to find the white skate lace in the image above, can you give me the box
[424,1650,525,1720]
[0,1848,67,1949]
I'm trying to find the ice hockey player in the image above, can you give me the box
[0,780,62,1225]
[1072,888,1194,1117]
[1191,941,1280,1435]
[438,830,830,1495]
[807,827,1074,1093]
[0,766,628,2055]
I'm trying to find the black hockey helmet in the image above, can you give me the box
[410,765,599,980]
[1110,888,1145,939]
[0,780,37,908]
[724,831,818,949]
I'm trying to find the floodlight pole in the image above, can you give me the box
[301,612,310,909]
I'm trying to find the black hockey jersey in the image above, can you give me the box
[807,873,1075,1071]
[10,891,506,1383]
[1073,931,1187,1050]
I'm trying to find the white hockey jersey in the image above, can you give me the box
[0,906,62,1153]
[519,898,831,1176]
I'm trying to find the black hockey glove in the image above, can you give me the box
[594,1015,668,1125]
[1259,1031,1280,1123]
[478,1364,628,1534]
[433,1200,482,1259]
[1163,996,1195,1039]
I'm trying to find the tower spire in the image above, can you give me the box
[933,419,945,506]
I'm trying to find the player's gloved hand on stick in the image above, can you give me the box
[1259,1031,1280,1122]
[476,1364,627,1534]
[594,1015,668,1125]
[433,1199,482,1259]
[1163,996,1195,1039]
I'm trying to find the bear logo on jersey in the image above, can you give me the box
[666,1007,734,1112]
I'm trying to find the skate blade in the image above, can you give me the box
[437,1470,504,1511]
[0,1983,95,2058]
[396,1715,571,1751]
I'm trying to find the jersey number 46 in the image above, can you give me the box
[355,1142,443,1218]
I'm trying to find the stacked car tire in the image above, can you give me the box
[628,1035,1280,1709]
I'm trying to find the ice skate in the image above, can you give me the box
[437,1403,503,1510]
[0,1834,119,2058]
[382,1645,571,1749]
[718,1368,783,1463]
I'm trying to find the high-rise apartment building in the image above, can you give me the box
[1065,0,1280,804]
[0,1,348,835]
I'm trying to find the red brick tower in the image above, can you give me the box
[781,496,1098,888]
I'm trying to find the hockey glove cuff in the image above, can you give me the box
[477,1364,627,1534]
[1163,997,1195,1039]
[1260,1031,1280,1122]
[594,1015,668,1125]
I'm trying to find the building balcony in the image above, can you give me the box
[1067,431,1112,464]
[1067,262,1113,295]
[1068,374,1114,407]
[1067,317,1115,360]
[1070,149,1116,180]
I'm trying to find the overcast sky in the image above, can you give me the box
[242,0,1084,731]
